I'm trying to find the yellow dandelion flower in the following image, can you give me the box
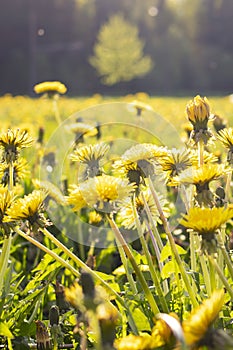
[172,164,227,187]
[180,207,233,235]
[65,282,84,310]
[183,290,225,347]
[34,81,67,95]
[217,127,233,149]
[94,175,135,209]
[4,190,49,231]
[71,142,109,164]
[0,158,29,186]
[67,176,135,213]
[152,313,181,348]
[217,127,233,164]
[158,148,194,181]
[114,333,159,350]
[122,143,167,163]
[170,164,228,207]
[128,100,154,116]
[65,122,97,137]
[190,149,219,166]
[113,143,167,185]
[0,129,34,162]
[118,188,169,233]
[0,186,14,236]
[70,142,109,178]
[88,210,103,226]
[180,207,233,253]
[66,183,92,212]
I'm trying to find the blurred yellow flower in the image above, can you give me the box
[114,333,159,350]
[65,122,98,137]
[183,290,225,347]
[88,210,103,226]
[34,81,67,95]
[128,100,153,116]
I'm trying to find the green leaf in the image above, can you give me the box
[0,321,14,338]
[160,243,186,262]
[161,261,176,279]
[129,301,151,331]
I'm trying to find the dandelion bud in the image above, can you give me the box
[186,95,210,126]
[186,95,212,144]
[49,305,59,326]
[35,320,52,350]
[80,271,95,300]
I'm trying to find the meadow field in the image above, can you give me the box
[0,92,233,350]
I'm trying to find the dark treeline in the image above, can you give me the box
[1,0,233,96]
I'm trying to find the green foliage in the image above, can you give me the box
[89,13,153,85]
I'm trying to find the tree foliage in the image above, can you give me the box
[1,0,233,95]
[89,14,153,85]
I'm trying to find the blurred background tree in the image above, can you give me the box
[0,0,232,96]
[89,14,153,85]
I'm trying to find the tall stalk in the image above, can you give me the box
[148,177,199,308]
[108,215,160,316]
[132,197,169,313]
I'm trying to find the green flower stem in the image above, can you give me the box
[189,233,197,277]
[180,185,198,292]
[108,215,160,316]
[217,227,225,289]
[9,160,14,192]
[116,240,138,295]
[146,223,169,295]
[199,254,212,297]
[141,192,163,251]
[198,139,204,167]
[217,232,233,281]
[40,228,138,333]
[209,258,216,292]
[53,99,62,125]
[15,228,81,278]
[207,255,233,300]
[0,233,12,294]
[77,218,86,261]
[148,177,199,308]
[132,198,169,313]
[225,170,232,204]
[141,191,170,294]
[88,310,102,350]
